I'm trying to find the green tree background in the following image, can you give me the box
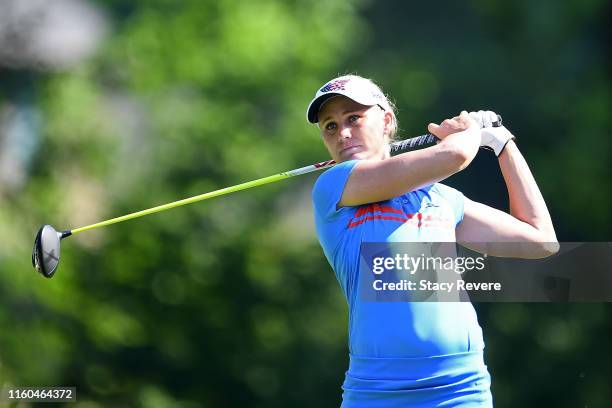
[0,0,610,406]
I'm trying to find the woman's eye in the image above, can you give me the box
[348,115,359,123]
[325,122,337,131]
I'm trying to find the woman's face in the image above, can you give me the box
[318,95,392,163]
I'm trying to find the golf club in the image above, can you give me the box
[32,113,502,278]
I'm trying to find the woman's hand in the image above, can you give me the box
[426,111,481,170]
[427,110,476,139]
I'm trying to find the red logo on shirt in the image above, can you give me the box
[347,203,452,229]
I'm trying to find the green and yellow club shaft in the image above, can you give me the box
[69,160,336,235]
[68,132,441,236]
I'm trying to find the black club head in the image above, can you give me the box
[32,225,64,278]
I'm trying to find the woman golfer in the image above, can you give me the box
[307,75,557,407]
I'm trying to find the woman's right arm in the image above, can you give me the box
[339,111,480,207]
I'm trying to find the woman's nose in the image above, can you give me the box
[339,126,352,139]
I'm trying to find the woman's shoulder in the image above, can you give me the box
[312,160,360,218]
[429,182,462,197]
[403,183,464,205]
[312,160,359,197]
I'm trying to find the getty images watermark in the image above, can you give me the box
[371,252,500,294]
[359,242,612,302]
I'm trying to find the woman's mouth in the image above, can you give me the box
[339,145,362,157]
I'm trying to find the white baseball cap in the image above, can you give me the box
[306,75,390,123]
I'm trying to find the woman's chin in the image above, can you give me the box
[341,151,378,162]
[339,149,367,161]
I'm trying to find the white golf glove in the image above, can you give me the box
[470,110,516,156]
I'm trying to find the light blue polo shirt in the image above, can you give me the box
[312,159,485,358]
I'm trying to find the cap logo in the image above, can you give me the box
[319,78,350,93]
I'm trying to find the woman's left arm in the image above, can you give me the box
[457,140,559,258]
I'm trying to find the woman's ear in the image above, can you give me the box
[383,110,395,136]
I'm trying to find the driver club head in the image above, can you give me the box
[32,225,71,278]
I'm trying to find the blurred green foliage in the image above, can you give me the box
[0,0,610,407]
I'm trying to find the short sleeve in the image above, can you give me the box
[434,183,466,226]
[312,160,358,220]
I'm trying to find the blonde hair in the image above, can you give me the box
[357,75,399,142]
